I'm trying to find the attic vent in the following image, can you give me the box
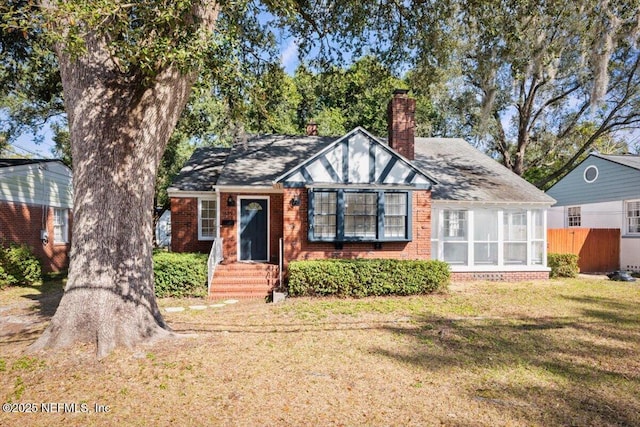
[584,165,598,183]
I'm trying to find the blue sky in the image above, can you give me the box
[6,37,301,160]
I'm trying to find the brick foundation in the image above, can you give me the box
[450,271,550,282]
[0,200,71,272]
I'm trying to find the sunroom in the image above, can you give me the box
[431,204,547,271]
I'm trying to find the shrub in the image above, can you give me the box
[287,259,450,298]
[0,243,42,288]
[548,253,579,278]
[153,251,208,298]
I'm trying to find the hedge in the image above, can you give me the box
[547,253,579,278]
[0,243,42,289]
[287,259,450,298]
[153,251,208,298]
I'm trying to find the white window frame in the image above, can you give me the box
[198,197,218,241]
[626,200,640,235]
[442,210,468,265]
[567,206,581,227]
[53,208,69,244]
[432,206,549,271]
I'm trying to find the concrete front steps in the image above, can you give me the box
[209,262,280,299]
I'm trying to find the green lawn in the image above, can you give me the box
[1,277,639,426]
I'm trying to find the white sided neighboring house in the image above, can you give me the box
[546,153,640,272]
[0,159,73,272]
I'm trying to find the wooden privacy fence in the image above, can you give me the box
[547,228,620,273]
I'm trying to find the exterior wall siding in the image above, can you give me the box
[282,188,431,265]
[546,156,640,206]
[0,200,71,272]
[620,238,640,271]
[548,201,623,229]
[0,162,73,208]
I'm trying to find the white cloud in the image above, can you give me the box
[280,39,299,74]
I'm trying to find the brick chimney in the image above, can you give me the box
[306,120,318,136]
[387,89,415,160]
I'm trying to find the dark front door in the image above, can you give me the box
[239,198,268,261]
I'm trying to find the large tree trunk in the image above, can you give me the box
[32,5,218,357]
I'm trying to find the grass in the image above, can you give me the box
[0,277,639,426]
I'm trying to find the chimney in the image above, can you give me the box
[306,120,318,136]
[387,89,415,160]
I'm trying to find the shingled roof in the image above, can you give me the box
[593,153,640,171]
[0,159,65,168]
[168,147,231,192]
[170,133,554,206]
[169,135,338,191]
[412,137,555,204]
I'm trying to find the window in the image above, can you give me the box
[53,208,68,244]
[433,207,548,268]
[384,193,408,238]
[627,200,640,234]
[309,190,411,242]
[443,210,468,264]
[198,198,217,240]
[531,210,545,265]
[504,210,527,265]
[474,210,498,265]
[313,191,337,238]
[567,206,581,227]
[344,193,377,238]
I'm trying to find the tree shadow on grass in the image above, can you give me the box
[373,297,640,427]
[0,280,65,345]
[20,279,65,317]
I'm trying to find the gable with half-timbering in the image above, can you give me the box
[276,128,434,188]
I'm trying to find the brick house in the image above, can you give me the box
[169,90,555,298]
[0,159,73,272]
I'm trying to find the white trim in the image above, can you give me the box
[53,208,69,245]
[625,199,640,235]
[237,196,270,262]
[168,187,283,198]
[168,190,217,198]
[215,186,282,194]
[583,165,599,183]
[432,200,553,209]
[432,206,549,269]
[197,196,218,241]
[273,127,437,186]
[450,265,551,273]
[216,191,221,239]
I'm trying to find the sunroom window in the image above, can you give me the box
[504,210,527,265]
[531,210,545,264]
[309,190,411,242]
[474,210,498,265]
[433,208,548,268]
[442,210,468,264]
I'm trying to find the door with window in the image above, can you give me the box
[239,198,268,261]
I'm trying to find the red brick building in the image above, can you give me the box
[169,90,555,298]
[0,159,73,272]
